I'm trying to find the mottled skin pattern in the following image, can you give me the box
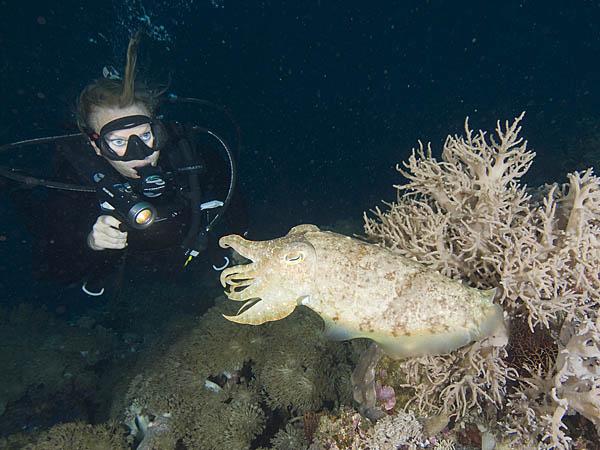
[220,224,505,359]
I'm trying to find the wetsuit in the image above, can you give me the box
[10,124,248,285]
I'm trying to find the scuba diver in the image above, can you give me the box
[2,33,248,297]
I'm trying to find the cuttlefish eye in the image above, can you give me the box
[284,251,304,263]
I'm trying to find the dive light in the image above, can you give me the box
[94,173,157,230]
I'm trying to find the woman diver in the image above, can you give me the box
[5,31,247,296]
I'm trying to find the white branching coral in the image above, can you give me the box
[553,317,600,437]
[309,408,426,450]
[364,113,600,447]
[365,113,599,329]
[504,316,600,449]
[366,410,423,450]
[387,340,516,421]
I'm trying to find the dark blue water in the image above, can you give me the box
[0,0,598,443]
[2,1,598,228]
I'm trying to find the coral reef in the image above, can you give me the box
[308,407,373,450]
[308,407,448,450]
[0,303,119,434]
[119,297,356,449]
[503,316,600,448]
[24,421,128,450]
[263,423,308,450]
[365,410,423,449]
[364,113,600,448]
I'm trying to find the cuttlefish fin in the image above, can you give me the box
[288,224,321,235]
[321,302,506,359]
[321,318,360,341]
[369,303,506,359]
[223,298,298,325]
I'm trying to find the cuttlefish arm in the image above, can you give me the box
[221,297,299,325]
[219,234,307,325]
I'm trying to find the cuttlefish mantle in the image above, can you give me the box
[219,224,506,359]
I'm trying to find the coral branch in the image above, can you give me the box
[365,113,600,447]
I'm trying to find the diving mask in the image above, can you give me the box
[90,115,156,162]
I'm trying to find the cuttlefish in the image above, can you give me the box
[219,224,506,359]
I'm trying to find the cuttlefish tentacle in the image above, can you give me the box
[224,281,264,302]
[220,265,258,286]
[228,278,254,289]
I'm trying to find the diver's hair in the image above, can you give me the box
[120,30,141,107]
[76,31,166,134]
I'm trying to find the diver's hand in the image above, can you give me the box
[87,215,128,250]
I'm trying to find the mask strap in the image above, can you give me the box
[99,115,152,136]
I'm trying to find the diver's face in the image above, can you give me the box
[90,104,159,179]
